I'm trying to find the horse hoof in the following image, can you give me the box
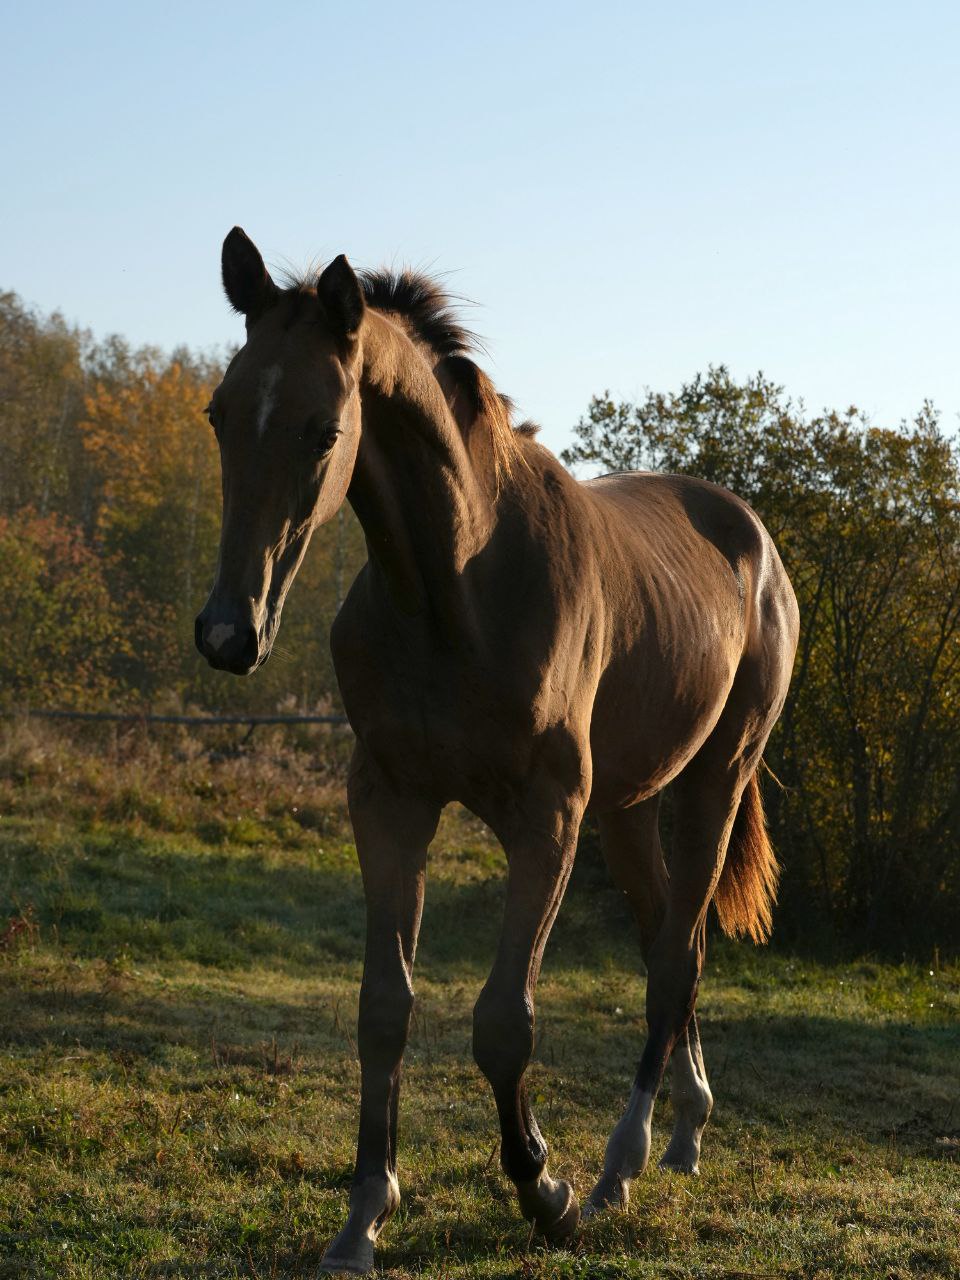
[581,1195,608,1222]
[539,1179,580,1242]
[658,1140,701,1175]
[320,1171,398,1274]
[659,1156,700,1175]
[318,1241,375,1275]
[584,1172,629,1216]
[517,1171,580,1241]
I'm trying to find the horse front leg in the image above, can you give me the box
[321,749,440,1276]
[472,793,584,1241]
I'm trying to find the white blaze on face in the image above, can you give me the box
[256,365,283,437]
[207,622,236,651]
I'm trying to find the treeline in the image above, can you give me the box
[4,291,958,950]
[0,291,365,713]
[563,369,960,952]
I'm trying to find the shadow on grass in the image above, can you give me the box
[2,953,957,1164]
[0,819,638,977]
[4,818,958,1163]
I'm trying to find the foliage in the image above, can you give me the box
[0,291,366,714]
[0,291,92,520]
[80,353,223,695]
[563,368,960,950]
[0,509,125,707]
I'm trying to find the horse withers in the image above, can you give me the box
[196,227,799,1274]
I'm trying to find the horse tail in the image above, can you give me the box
[713,769,779,944]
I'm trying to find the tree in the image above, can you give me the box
[0,510,125,708]
[79,351,223,698]
[0,290,371,716]
[0,292,94,525]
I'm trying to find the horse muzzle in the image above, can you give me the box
[194,606,263,675]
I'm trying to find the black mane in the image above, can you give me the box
[282,265,538,439]
[358,268,478,359]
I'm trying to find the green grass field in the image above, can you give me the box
[1,722,958,1278]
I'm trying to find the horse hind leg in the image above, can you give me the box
[604,797,715,1174]
[648,739,775,1176]
[588,672,780,1210]
[584,800,714,1215]
[587,778,738,1214]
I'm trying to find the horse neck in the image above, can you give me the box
[348,310,495,618]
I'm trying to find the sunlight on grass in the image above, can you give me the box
[0,724,958,1277]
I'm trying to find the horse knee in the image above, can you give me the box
[358,978,414,1061]
[472,984,534,1085]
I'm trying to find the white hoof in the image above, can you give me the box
[318,1245,374,1276]
[659,1126,703,1175]
[320,1172,399,1275]
[658,1150,700,1175]
[584,1171,629,1215]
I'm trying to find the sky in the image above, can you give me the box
[2,1,958,458]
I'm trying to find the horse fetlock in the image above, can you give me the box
[660,1071,712,1173]
[320,1172,400,1275]
[658,1135,702,1175]
[583,1169,630,1216]
[516,1169,580,1240]
[674,1067,713,1121]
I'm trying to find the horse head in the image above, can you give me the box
[195,227,364,674]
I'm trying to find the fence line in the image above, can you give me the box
[3,709,351,728]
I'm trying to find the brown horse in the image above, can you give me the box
[196,228,799,1275]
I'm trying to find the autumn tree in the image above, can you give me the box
[78,338,367,711]
[0,291,367,714]
[0,510,125,708]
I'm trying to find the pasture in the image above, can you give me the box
[1,723,958,1279]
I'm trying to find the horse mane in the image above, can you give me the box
[357,269,476,361]
[280,265,537,479]
[357,268,536,478]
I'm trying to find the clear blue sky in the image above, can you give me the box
[2,1,958,457]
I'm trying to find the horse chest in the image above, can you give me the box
[336,627,567,804]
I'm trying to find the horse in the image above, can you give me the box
[196,227,799,1275]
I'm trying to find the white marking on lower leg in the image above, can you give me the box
[320,1171,399,1274]
[660,1039,713,1173]
[256,365,282,437]
[207,622,236,651]
[603,1086,655,1181]
[585,1086,655,1213]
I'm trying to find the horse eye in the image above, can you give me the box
[313,419,341,457]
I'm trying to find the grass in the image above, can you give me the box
[0,719,958,1278]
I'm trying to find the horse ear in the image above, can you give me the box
[317,255,364,338]
[221,227,278,319]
